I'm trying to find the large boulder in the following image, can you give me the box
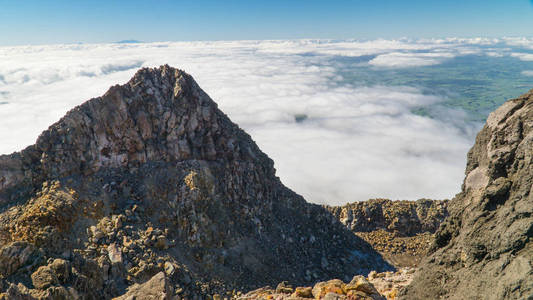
[113,272,172,300]
[401,90,533,299]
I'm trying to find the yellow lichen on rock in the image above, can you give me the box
[184,170,199,191]
[6,181,81,246]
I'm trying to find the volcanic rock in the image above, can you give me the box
[328,199,448,267]
[0,65,391,299]
[401,90,533,299]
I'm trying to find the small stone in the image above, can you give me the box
[312,279,345,299]
[292,286,313,298]
[276,281,293,294]
[164,262,175,276]
[347,276,379,295]
[145,226,154,236]
[107,243,123,264]
[155,235,168,250]
[368,271,377,280]
[122,236,134,248]
[113,214,125,229]
[48,259,70,283]
[324,292,347,300]
[31,266,58,289]
[91,226,104,241]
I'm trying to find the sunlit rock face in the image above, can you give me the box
[0,65,391,299]
[401,90,533,300]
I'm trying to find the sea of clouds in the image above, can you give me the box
[1,38,533,204]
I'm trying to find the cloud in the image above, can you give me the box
[522,70,533,76]
[368,52,455,67]
[0,39,504,205]
[503,37,533,49]
[511,52,533,61]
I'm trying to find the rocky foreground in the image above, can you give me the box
[239,268,415,300]
[0,65,392,299]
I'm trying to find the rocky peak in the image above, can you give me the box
[0,65,270,205]
[0,66,391,299]
[401,90,533,299]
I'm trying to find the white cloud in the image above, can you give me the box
[368,52,455,67]
[485,51,505,57]
[0,39,490,204]
[502,37,533,49]
[522,70,533,76]
[511,52,533,61]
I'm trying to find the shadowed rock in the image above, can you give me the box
[401,90,533,300]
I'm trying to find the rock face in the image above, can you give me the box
[401,91,533,299]
[328,199,448,267]
[0,65,391,299]
[327,199,448,236]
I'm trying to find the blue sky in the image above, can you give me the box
[1,0,533,45]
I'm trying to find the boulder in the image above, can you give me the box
[113,272,172,300]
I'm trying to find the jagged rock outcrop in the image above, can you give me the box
[0,65,391,299]
[328,199,448,267]
[401,90,533,299]
[327,199,448,236]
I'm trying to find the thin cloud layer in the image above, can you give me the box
[0,39,532,204]
[512,52,533,61]
[368,52,455,67]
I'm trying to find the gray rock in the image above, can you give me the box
[107,243,122,264]
[0,242,40,277]
[114,272,173,300]
[31,265,58,289]
[401,90,533,300]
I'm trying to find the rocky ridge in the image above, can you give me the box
[0,65,392,299]
[401,90,533,299]
[328,199,448,267]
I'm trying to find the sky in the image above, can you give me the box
[1,0,533,45]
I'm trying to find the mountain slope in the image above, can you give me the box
[0,65,391,299]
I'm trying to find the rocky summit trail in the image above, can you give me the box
[0,65,392,299]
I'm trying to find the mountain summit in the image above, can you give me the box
[0,65,390,299]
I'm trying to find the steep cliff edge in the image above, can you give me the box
[401,90,533,299]
[0,65,391,299]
